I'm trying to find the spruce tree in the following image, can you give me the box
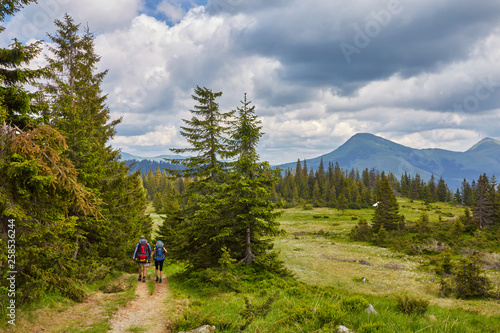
[371,173,404,232]
[162,86,234,268]
[473,174,495,231]
[41,14,151,268]
[169,85,234,180]
[0,3,98,304]
[227,93,282,264]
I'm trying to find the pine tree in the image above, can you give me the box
[162,86,234,268]
[169,86,234,180]
[0,1,43,127]
[41,14,151,267]
[436,176,448,202]
[227,94,282,264]
[462,179,474,206]
[0,3,98,304]
[473,174,495,231]
[371,173,404,232]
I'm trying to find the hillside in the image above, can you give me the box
[277,133,500,190]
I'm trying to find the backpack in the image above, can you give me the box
[155,242,166,261]
[136,239,150,263]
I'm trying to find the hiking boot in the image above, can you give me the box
[138,275,141,281]
[156,276,158,282]
[142,277,146,283]
[159,278,162,283]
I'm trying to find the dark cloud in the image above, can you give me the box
[229,0,500,100]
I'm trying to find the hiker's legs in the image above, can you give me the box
[159,261,164,282]
[138,264,142,280]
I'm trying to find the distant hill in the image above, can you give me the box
[277,133,500,191]
[119,152,187,175]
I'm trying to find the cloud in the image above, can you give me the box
[1,0,143,43]
[157,0,186,23]
[3,0,500,165]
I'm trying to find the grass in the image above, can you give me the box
[147,279,156,295]
[166,262,500,332]
[146,202,165,237]
[163,197,500,332]
[273,199,500,317]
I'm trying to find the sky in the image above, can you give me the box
[2,0,500,165]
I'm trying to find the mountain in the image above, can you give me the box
[119,152,188,175]
[277,133,500,190]
[118,152,187,162]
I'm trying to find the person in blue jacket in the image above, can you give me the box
[151,240,167,283]
[132,235,152,282]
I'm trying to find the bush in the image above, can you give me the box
[316,303,346,326]
[339,295,369,312]
[396,295,429,315]
[350,218,372,242]
[453,253,491,298]
[302,204,313,210]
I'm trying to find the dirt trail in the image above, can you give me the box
[109,276,171,333]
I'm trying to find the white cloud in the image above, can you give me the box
[112,125,178,147]
[1,0,143,44]
[157,0,186,22]
[4,0,500,165]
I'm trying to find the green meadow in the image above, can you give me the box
[166,197,500,332]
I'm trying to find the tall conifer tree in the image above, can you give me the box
[41,14,151,268]
[227,93,281,264]
[162,86,234,268]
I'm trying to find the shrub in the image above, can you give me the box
[396,295,429,315]
[339,295,369,312]
[374,226,387,246]
[303,204,313,210]
[239,294,277,330]
[350,218,372,242]
[282,302,314,323]
[316,303,346,326]
[454,253,491,298]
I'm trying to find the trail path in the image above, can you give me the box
[109,275,171,333]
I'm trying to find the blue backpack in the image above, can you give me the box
[155,242,166,261]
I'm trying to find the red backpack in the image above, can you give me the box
[136,241,150,263]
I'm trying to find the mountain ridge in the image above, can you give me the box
[277,133,500,190]
[119,133,500,190]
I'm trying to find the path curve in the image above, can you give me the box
[109,276,170,333]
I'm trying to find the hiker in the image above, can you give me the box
[133,235,152,282]
[151,240,167,283]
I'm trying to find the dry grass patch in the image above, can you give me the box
[275,205,500,317]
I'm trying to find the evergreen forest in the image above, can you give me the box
[1,2,500,332]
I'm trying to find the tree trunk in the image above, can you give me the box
[72,236,79,259]
[244,223,255,265]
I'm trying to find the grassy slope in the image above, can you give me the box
[274,198,500,317]
[146,203,165,239]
